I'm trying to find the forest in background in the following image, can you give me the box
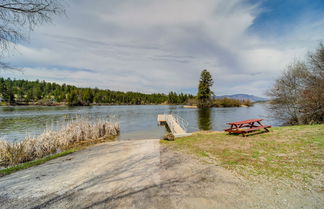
[0,78,193,106]
[0,78,253,107]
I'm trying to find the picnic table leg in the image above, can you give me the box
[257,121,270,132]
[233,124,246,136]
[226,124,234,135]
[235,124,245,136]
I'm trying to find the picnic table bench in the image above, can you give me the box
[224,119,271,137]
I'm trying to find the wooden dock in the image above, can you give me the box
[157,114,192,137]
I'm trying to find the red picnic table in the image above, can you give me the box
[224,119,271,137]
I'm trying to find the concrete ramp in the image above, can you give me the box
[157,114,192,137]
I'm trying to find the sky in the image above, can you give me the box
[2,0,324,97]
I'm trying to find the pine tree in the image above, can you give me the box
[197,69,214,107]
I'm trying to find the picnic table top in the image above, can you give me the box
[227,118,263,125]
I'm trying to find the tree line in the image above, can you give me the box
[0,78,193,106]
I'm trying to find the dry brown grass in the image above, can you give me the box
[162,125,324,182]
[0,120,119,167]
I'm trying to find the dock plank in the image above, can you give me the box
[158,114,191,137]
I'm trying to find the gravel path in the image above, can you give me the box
[0,139,323,209]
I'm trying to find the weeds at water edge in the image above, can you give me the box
[0,120,119,167]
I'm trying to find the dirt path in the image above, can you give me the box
[0,139,323,209]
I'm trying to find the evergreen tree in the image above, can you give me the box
[168,91,179,104]
[0,77,194,106]
[197,69,214,107]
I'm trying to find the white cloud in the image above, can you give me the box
[3,0,323,97]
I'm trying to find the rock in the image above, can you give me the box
[163,133,175,141]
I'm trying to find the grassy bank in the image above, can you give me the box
[0,149,76,176]
[162,125,324,182]
[0,120,119,168]
[0,135,118,177]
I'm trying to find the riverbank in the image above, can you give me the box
[0,120,119,170]
[0,102,171,106]
[0,102,255,107]
[162,124,324,185]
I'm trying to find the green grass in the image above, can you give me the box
[163,124,324,182]
[0,149,77,177]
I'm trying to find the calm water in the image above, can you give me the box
[0,104,281,142]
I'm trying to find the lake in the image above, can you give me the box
[0,104,281,142]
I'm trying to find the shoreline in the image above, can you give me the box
[0,136,118,177]
[0,103,257,108]
[0,120,120,174]
[0,103,176,107]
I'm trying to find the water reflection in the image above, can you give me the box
[198,108,212,130]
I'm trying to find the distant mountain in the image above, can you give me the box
[215,94,268,102]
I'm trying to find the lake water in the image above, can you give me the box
[0,104,281,142]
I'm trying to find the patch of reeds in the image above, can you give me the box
[213,98,253,107]
[0,120,119,167]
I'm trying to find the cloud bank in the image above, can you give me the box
[3,0,324,96]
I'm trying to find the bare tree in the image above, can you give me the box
[308,43,324,75]
[268,43,324,125]
[268,61,309,124]
[302,43,324,123]
[0,0,65,69]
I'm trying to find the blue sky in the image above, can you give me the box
[2,0,324,97]
[250,0,324,36]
